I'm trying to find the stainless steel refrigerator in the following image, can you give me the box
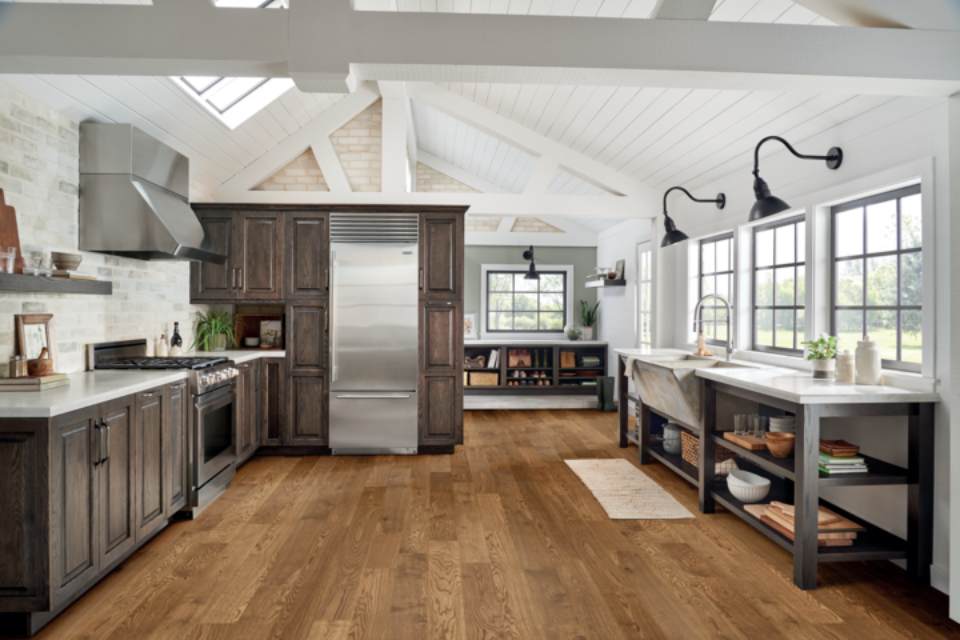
[329,214,419,454]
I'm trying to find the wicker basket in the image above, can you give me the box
[468,371,500,387]
[680,430,735,468]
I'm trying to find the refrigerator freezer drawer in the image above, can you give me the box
[329,392,418,455]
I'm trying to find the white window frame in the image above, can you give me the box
[636,241,655,349]
[480,263,574,340]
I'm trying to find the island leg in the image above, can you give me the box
[638,402,653,465]
[794,405,821,589]
[618,355,628,448]
[907,402,934,583]
[698,381,717,513]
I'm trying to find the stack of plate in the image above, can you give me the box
[769,416,796,433]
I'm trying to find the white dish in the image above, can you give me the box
[769,417,796,433]
[726,469,771,503]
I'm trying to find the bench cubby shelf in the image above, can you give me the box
[465,342,606,396]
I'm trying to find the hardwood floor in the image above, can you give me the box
[37,410,958,639]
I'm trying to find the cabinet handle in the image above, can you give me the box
[419,268,424,289]
[104,424,111,463]
[237,269,244,290]
[231,268,237,289]
[92,424,102,466]
[98,420,108,465]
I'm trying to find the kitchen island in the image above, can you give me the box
[615,348,938,590]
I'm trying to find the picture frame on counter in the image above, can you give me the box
[464,313,478,339]
[15,313,53,361]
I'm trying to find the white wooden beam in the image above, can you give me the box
[416,151,499,193]
[652,0,717,20]
[202,190,652,219]
[0,3,959,96]
[794,0,960,29]
[524,157,560,194]
[379,81,411,193]
[309,138,352,193]
[466,230,600,248]
[218,84,379,194]
[409,82,651,198]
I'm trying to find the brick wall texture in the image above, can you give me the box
[255,150,330,191]
[330,99,382,192]
[0,80,209,373]
[415,162,479,193]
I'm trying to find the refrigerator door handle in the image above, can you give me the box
[329,251,337,383]
[334,393,412,400]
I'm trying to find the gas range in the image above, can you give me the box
[88,340,239,394]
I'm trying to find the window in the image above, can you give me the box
[753,216,806,353]
[637,242,654,348]
[697,234,734,344]
[172,76,294,130]
[486,271,566,333]
[831,184,922,370]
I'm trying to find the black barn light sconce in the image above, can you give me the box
[522,245,539,280]
[750,136,843,221]
[660,186,726,247]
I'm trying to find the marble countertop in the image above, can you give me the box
[0,350,286,419]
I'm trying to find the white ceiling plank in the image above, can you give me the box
[523,156,559,193]
[417,151,501,193]
[578,87,665,159]
[653,0,717,20]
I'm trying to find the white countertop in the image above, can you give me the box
[467,339,607,346]
[0,350,286,419]
[614,347,938,405]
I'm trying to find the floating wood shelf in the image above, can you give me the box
[585,278,626,289]
[0,272,112,295]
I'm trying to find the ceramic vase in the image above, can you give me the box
[812,358,836,380]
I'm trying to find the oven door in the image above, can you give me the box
[193,384,236,488]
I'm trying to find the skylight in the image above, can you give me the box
[172,76,294,129]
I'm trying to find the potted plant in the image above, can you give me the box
[803,335,838,379]
[193,310,234,352]
[579,299,600,340]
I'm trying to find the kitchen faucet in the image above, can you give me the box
[692,294,735,361]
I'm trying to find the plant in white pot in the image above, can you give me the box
[579,300,599,341]
[803,335,838,379]
[193,310,235,352]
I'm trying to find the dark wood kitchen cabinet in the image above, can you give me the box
[285,374,328,446]
[420,211,463,301]
[260,358,286,446]
[286,210,329,300]
[164,381,189,515]
[0,383,188,636]
[235,359,261,465]
[190,208,284,302]
[287,302,328,374]
[134,389,166,542]
[419,375,461,446]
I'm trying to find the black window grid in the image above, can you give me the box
[752,215,806,355]
[485,270,567,333]
[698,233,734,346]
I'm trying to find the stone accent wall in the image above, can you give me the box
[415,162,479,193]
[511,217,563,233]
[255,149,329,191]
[331,100,382,192]
[0,81,207,373]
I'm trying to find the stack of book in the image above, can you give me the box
[0,373,68,392]
[819,439,867,475]
[744,501,864,547]
[581,355,601,368]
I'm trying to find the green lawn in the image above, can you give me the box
[754,328,921,364]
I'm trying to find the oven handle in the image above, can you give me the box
[194,384,234,409]
[334,393,412,400]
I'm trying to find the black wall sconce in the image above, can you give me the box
[660,186,726,247]
[522,245,539,280]
[750,136,843,221]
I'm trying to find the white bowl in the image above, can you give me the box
[769,417,796,433]
[726,469,771,503]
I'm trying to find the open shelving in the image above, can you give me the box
[464,341,606,395]
[0,271,112,295]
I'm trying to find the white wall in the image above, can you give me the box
[659,95,956,602]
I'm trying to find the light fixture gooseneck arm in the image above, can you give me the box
[662,186,725,215]
[752,135,843,177]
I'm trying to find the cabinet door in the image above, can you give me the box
[164,381,189,515]
[98,396,137,568]
[287,303,327,374]
[49,407,99,607]
[285,374,327,446]
[238,211,284,300]
[235,360,260,464]
[260,358,286,446]
[418,375,461,446]
[420,213,463,300]
[134,389,166,542]
[422,302,461,373]
[190,212,236,301]
[286,211,329,299]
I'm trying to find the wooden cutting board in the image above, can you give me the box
[0,189,23,273]
[723,431,767,451]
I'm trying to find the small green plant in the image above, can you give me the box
[802,335,838,361]
[193,310,235,351]
[580,299,600,327]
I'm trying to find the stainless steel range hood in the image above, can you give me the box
[79,123,226,263]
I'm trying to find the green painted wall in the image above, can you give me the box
[464,245,598,334]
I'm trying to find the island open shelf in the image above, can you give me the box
[465,341,606,396]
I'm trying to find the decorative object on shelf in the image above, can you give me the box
[564,325,582,341]
[716,457,738,477]
[659,185,726,247]
[156,332,169,357]
[662,423,682,455]
[681,430,735,470]
[613,259,625,280]
[259,319,282,348]
[506,349,532,368]
[820,439,860,457]
[0,189,23,274]
[749,136,843,221]
[0,246,17,274]
[463,312,478,340]
[15,313,53,362]
[818,451,869,475]
[803,335,838,379]
[23,249,52,277]
[27,346,55,377]
[726,469,771,503]
[468,371,499,387]
[8,355,27,378]
[837,350,856,384]
[51,251,82,272]
[579,299,599,340]
[560,351,577,369]
[765,432,796,459]
[465,354,487,369]
[522,246,539,280]
[194,310,235,352]
[724,430,767,451]
[244,337,261,348]
[855,336,882,385]
[768,415,795,433]
[170,321,184,356]
[744,502,863,546]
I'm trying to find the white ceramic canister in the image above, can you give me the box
[836,350,856,384]
[855,336,882,385]
[662,423,682,455]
